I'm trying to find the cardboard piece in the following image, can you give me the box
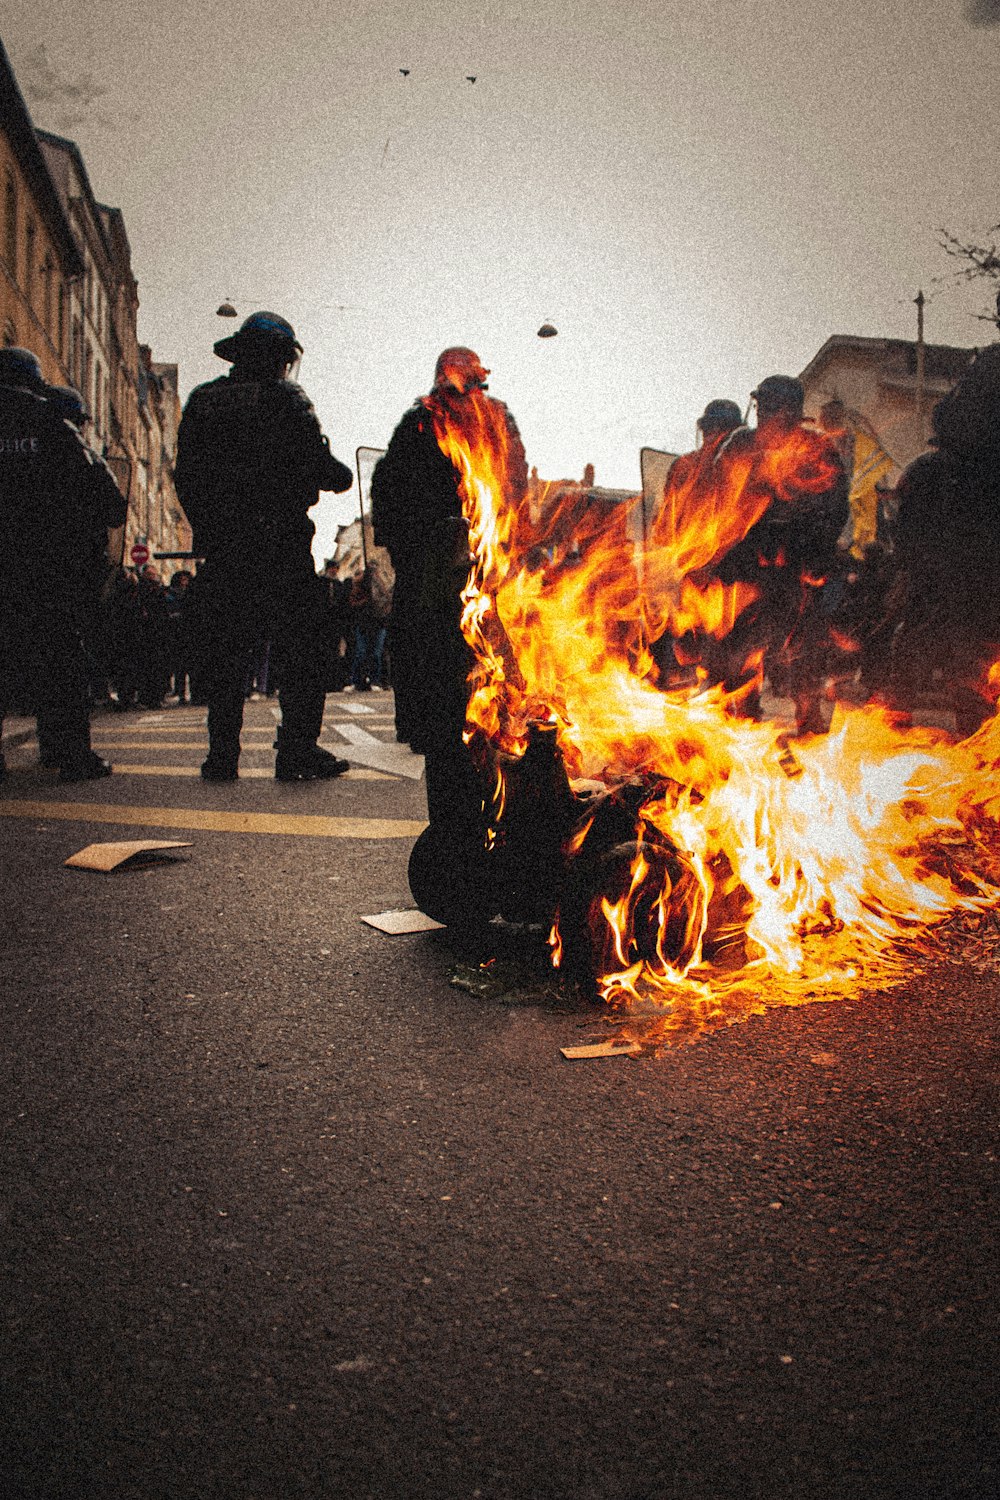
[361,908,445,935]
[65,840,193,872]
[560,1040,643,1060]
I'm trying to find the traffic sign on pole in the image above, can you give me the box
[130,542,150,568]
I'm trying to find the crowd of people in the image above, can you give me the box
[644,355,1000,741]
[2,307,999,801]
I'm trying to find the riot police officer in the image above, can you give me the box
[0,349,125,783]
[714,374,848,732]
[371,346,528,925]
[175,311,354,781]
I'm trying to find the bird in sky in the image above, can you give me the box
[399,68,410,76]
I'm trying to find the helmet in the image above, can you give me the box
[433,346,490,394]
[214,310,303,364]
[46,383,89,426]
[697,398,742,435]
[0,346,44,391]
[751,374,804,418]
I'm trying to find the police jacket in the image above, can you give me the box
[371,395,527,605]
[175,368,352,564]
[894,446,1000,632]
[715,423,848,587]
[0,381,126,597]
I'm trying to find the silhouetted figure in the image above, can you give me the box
[890,343,1000,737]
[714,375,848,733]
[0,349,125,782]
[175,311,354,781]
[372,347,527,923]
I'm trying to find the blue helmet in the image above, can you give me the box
[214,310,303,364]
[0,346,44,391]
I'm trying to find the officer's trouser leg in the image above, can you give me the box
[272,578,326,759]
[33,612,93,767]
[206,642,251,770]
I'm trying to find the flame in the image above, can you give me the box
[430,397,1000,1036]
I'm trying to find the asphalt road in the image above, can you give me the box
[0,693,997,1500]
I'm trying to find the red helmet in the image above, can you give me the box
[433,346,490,394]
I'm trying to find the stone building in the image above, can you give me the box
[1,35,186,566]
[135,350,190,563]
[798,333,977,551]
[0,35,80,382]
[36,131,126,471]
[798,333,976,476]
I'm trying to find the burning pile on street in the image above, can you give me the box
[406,381,1000,1043]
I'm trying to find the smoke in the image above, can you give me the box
[18,43,113,131]
[965,0,1000,25]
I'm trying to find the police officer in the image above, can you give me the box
[174,311,354,781]
[0,349,125,783]
[714,374,848,732]
[371,346,528,925]
[651,398,745,685]
[891,345,1000,736]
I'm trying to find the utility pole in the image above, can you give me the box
[914,289,926,429]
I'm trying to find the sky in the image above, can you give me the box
[4,0,1000,563]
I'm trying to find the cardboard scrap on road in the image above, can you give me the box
[361,908,445,935]
[65,840,193,872]
[560,1040,642,1060]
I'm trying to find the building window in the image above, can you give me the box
[24,217,36,303]
[4,173,16,278]
[72,315,83,386]
[41,255,53,335]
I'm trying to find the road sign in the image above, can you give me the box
[130,542,150,568]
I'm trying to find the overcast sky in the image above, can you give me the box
[4,1,999,561]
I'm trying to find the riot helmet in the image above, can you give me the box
[214,310,303,366]
[46,384,89,427]
[697,399,743,436]
[0,346,44,391]
[751,374,805,421]
[433,346,490,395]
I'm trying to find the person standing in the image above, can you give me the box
[0,349,125,783]
[890,344,1000,737]
[650,397,744,685]
[371,346,527,921]
[174,311,354,781]
[714,374,848,732]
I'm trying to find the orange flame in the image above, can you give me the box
[431,401,1000,1031]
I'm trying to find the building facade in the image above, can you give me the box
[0,36,80,383]
[1,34,186,566]
[798,333,977,552]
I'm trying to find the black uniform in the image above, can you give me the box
[714,421,848,730]
[175,368,353,777]
[372,402,479,749]
[891,351,1000,737]
[0,380,126,779]
[371,389,527,923]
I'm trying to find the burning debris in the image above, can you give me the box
[401,374,1000,1043]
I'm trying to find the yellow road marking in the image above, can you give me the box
[110,763,392,781]
[92,740,211,750]
[0,799,426,839]
[92,741,299,752]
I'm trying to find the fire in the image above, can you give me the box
[430,393,1000,1035]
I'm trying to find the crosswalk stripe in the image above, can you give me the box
[0,799,427,839]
